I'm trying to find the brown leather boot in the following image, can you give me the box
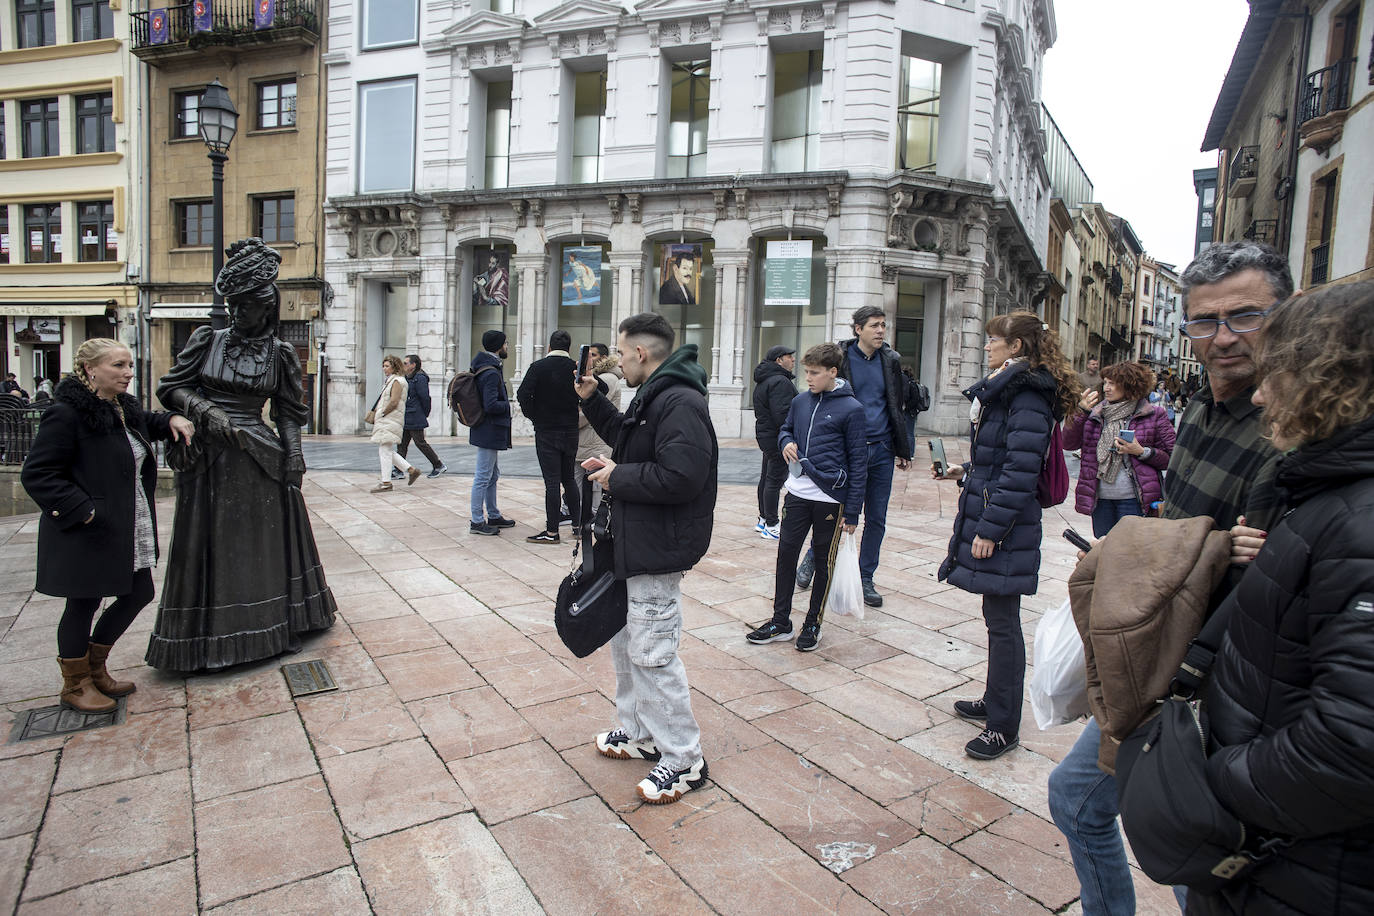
[87,643,136,697]
[58,655,117,713]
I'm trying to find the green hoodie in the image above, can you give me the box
[630,344,708,408]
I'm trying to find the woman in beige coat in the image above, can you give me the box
[371,355,420,492]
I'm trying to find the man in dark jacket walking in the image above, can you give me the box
[395,355,447,479]
[468,331,516,536]
[577,312,716,805]
[516,330,580,544]
[752,344,796,538]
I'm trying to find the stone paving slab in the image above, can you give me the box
[0,454,1178,913]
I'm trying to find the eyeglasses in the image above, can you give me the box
[1179,309,1270,340]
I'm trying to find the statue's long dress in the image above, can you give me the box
[145,326,335,670]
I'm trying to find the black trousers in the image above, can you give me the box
[534,429,580,533]
[756,447,787,525]
[398,427,442,469]
[772,492,844,627]
[981,593,1025,737]
[58,567,155,658]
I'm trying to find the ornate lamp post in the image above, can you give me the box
[199,79,238,330]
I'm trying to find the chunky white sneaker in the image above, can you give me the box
[596,729,661,761]
[754,516,766,533]
[761,522,781,540]
[636,758,709,804]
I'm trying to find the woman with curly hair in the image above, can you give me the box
[1065,361,1176,536]
[935,311,1080,759]
[1154,280,1374,915]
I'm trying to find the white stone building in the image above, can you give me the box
[320,0,1055,436]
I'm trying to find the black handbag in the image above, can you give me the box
[554,479,627,658]
[1115,601,1290,893]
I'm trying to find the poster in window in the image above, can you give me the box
[561,245,601,307]
[763,240,812,306]
[106,225,118,252]
[658,243,701,306]
[472,247,510,311]
[13,318,61,344]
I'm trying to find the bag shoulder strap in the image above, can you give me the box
[1171,597,1237,698]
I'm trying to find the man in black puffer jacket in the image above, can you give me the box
[517,330,581,543]
[752,345,796,536]
[578,312,717,806]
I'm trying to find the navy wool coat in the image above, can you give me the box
[467,351,511,451]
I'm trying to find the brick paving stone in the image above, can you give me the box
[325,569,398,599]
[334,589,412,624]
[434,613,538,662]
[777,658,864,694]
[955,826,1080,910]
[322,737,470,840]
[492,599,558,635]
[0,833,30,914]
[0,751,56,839]
[755,700,872,753]
[865,619,987,670]
[448,738,590,825]
[409,685,537,760]
[491,796,711,915]
[351,615,445,658]
[194,775,350,909]
[205,867,372,915]
[353,813,541,915]
[26,769,193,900]
[901,720,1061,821]
[296,641,387,692]
[722,685,811,720]
[461,576,549,610]
[380,566,460,600]
[814,676,952,740]
[0,657,56,705]
[297,682,423,757]
[118,667,187,714]
[843,835,1049,915]
[888,774,1017,843]
[687,689,784,762]
[185,663,294,730]
[520,691,617,752]
[815,633,903,669]
[802,728,950,806]
[53,708,187,794]
[17,857,196,916]
[408,589,491,622]
[190,711,318,801]
[470,648,589,708]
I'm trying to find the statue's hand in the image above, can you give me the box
[203,406,237,446]
[285,453,306,488]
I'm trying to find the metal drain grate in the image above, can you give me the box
[8,700,127,743]
[282,659,338,697]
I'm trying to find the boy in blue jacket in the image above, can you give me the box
[747,343,867,651]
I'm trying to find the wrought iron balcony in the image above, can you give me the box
[1310,242,1330,285]
[1243,219,1277,247]
[1229,146,1259,198]
[1300,58,1356,124]
[132,0,320,61]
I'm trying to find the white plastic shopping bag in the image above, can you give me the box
[827,532,864,619]
[1029,598,1089,729]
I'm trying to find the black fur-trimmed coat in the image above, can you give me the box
[22,376,177,598]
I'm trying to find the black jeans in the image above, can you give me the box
[398,428,442,469]
[57,568,155,658]
[756,447,787,526]
[981,593,1025,737]
[772,492,844,627]
[534,429,580,533]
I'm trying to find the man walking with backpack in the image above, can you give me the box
[466,331,515,536]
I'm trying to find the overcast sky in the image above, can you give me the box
[1042,0,1251,270]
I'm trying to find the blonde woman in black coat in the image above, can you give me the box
[22,339,194,712]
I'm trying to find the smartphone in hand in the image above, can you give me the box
[580,456,606,472]
[929,438,947,477]
[1117,429,1136,444]
[1063,528,1093,552]
[577,344,591,379]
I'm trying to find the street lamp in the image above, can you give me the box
[199,79,238,330]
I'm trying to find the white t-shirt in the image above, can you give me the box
[785,471,837,504]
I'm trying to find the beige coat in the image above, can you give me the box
[1067,515,1231,772]
[370,375,407,445]
[577,358,622,461]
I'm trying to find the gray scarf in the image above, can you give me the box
[1096,398,1137,484]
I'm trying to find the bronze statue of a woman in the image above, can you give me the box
[146,238,336,670]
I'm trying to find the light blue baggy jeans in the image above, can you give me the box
[609,572,702,771]
[470,447,501,524]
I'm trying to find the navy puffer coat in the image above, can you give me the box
[938,362,1059,596]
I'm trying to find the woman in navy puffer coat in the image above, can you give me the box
[936,311,1079,760]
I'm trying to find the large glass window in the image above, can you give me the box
[21,98,60,158]
[666,60,709,178]
[571,71,606,184]
[894,276,925,379]
[174,89,202,139]
[255,196,295,243]
[257,80,297,130]
[652,241,715,377]
[556,242,614,351]
[484,80,511,189]
[752,235,829,383]
[176,200,213,247]
[25,204,61,263]
[361,0,417,49]
[470,245,518,384]
[77,201,115,262]
[71,0,112,41]
[17,0,56,48]
[897,55,940,171]
[771,49,822,172]
[76,93,115,154]
[358,79,417,193]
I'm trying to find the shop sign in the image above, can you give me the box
[764,240,813,306]
[12,317,62,343]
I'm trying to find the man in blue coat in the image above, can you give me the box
[396,355,447,479]
[468,331,516,536]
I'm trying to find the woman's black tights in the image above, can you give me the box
[57,568,155,658]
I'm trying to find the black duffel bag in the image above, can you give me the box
[554,479,627,658]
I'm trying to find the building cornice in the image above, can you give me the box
[1202,0,1283,151]
[0,38,121,66]
[0,153,123,174]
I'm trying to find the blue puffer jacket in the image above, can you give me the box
[939,362,1059,596]
[467,351,511,450]
[404,369,432,429]
[778,379,868,525]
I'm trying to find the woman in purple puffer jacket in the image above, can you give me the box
[1063,361,1176,537]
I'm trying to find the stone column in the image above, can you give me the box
[511,250,546,384]
[708,246,749,437]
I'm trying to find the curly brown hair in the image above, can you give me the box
[986,311,1081,418]
[382,355,404,375]
[1256,280,1374,448]
[1100,361,1155,402]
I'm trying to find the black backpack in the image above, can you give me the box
[448,365,497,427]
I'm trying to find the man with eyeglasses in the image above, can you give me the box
[1048,240,1293,916]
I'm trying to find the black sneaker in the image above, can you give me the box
[953,698,988,722]
[636,758,708,804]
[427,464,449,479]
[965,728,1019,760]
[469,522,499,536]
[796,553,815,590]
[595,729,661,761]
[745,620,794,644]
[559,514,574,527]
[795,622,821,652]
[526,531,560,544]
[487,516,516,529]
[861,580,883,608]
[390,469,405,480]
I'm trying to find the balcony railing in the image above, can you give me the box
[1243,219,1277,247]
[1300,58,1356,124]
[1228,146,1259,197]
[1310,242,1330,285]
[0,406,44,466]
[132,0,319,54]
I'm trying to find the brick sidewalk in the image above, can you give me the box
[0,462,1183,914]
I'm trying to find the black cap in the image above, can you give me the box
[482,330,507,352]
[765,345,795,362]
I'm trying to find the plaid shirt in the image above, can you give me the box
[1161,385,1281,532]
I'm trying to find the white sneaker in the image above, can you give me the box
[761,522,781,540]
[754,516,766,533]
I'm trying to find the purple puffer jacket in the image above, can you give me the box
[1063,399,1175,515]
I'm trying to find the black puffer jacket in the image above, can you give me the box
[582,345,718,579]
[838,338,913,460]
[1189,415,1374,916]
[752,359,795,450]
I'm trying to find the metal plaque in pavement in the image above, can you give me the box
[282,659,338,696]
[7,700,127,743]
